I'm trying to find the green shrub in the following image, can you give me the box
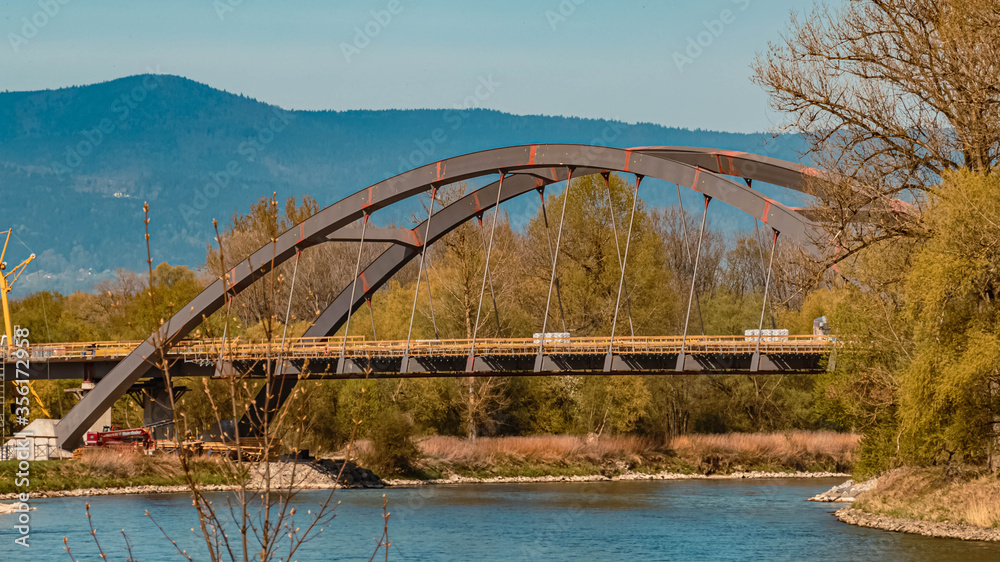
[363,406,419,476]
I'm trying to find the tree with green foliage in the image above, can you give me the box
[520,173,677,337]
[898,171,1000,470]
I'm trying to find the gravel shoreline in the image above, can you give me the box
[0,461,383,501]
[384,470,850,487]
[0,469,848,500]
[835,506,1000,542]
[0,481,376,501]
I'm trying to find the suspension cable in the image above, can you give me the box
[607,174,642,363]
[676,184,706,335]
[424,266,439,339]
[746,178,777,329]
[367,297,377,341]
[538,185,568,333]
[476,215,502,335]
[603,173,635,337]
[469,172,506,368]
[677,194,711,371]
[339,212,369,373]
[402,186,437,372]
[538,167,573,363]
[752,229,780,371]
[278,249,300,358]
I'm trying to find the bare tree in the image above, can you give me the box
[752,0,1000,259]
[755,0,1000,470]
[205,194,384,337]
[426,182,518,441]
[64,201,383,561]
[651,206,725,298]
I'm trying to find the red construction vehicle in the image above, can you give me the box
[84,426,155,450]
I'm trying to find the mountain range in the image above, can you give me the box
[0,75,805,295]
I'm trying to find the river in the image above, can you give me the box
[9,478,1000,560]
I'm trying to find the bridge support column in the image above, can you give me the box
[238,371,300,437]
[124,376,189,440]
[143,378,174,439]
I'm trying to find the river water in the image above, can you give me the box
[9,478,1000,560]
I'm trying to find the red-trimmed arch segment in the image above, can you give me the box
[55,144,826,449]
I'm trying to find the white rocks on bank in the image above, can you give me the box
[0,502,36,515]
[384,470,850,487]
[0,484,236,501]
[246,460,383,490]
[0,460,384,501]
[808,478,877,502]
[835,507,1000,542]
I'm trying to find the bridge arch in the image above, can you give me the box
[55,144,828,448]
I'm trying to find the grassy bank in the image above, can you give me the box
[853,466,1000,528]
[400,431,859,479]
[1,432,859,493]
[0,449,233,494]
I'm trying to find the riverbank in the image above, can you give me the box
[400,432,858,481]
[828,466,1000,542]
[0,453,382,500]
[0,449,230,496]
[0,467,847,501]
[0,431,859,499]
[386,469,848,487]
[835,507,1000,542]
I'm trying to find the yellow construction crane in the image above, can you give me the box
[1,229,34,346]
[1,228,51,418]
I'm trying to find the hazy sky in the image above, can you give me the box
[0,0,818,132]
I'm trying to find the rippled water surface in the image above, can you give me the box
[9,478,1000,560]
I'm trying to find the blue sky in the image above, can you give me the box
[1,0,818,132]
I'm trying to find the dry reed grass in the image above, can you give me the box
[855,466,1000,528]
[418,434,657,467]
[668,431,860,471]
[78,447,229,481]
[80,448,178,478]
[414,431,858,473]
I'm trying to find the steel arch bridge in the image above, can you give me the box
[45,144,841,449]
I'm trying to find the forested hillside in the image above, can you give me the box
[0,74,804,294]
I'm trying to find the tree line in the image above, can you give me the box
[10,0,1000,480]
[5,175,834,456]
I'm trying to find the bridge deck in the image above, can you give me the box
[13,334,832,362]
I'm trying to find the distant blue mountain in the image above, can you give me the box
[0,75,805,294]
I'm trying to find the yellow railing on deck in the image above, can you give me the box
[11,334,836,362]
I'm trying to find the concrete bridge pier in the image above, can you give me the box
[126,377,188,439]
[65,372,112,439]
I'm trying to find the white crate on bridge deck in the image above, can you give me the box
[743,329,789,342]
[533,332,571,344]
